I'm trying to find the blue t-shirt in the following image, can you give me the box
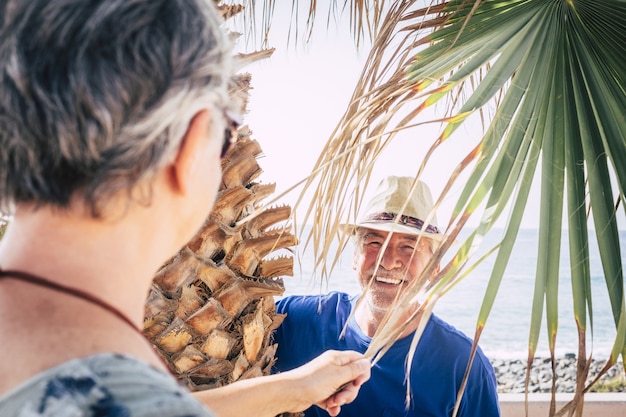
[273,292,500,417]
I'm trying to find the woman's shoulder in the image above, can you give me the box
[0,353,216,417]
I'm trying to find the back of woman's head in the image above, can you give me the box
[0,0,233,216]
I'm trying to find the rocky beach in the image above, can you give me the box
[490,355,625,393]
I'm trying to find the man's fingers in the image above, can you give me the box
[349,358,371,382]
[325,405,341,417]
[333,380,360,403]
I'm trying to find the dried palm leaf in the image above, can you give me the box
[240,1,625,416]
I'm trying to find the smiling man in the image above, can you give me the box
[272,176,500,417]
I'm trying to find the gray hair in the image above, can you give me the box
[0,0,233,217]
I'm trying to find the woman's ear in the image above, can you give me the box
[170,109,214,195]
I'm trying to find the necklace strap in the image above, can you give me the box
[0,268,142,335]
[0,267,175,376]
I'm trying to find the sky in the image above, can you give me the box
[228,4,542,231]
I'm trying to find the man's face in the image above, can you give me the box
[353,228,436,311]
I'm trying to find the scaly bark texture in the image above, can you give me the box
[144,77,297,392]
[144,136,296,387]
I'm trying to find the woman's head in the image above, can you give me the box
[0,0,233,217]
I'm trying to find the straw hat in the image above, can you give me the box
[341,176,444,241]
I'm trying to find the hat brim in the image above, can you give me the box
[339,221,445,241]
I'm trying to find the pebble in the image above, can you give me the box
[490,356,625,393]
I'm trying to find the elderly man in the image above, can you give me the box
[273,176,500,417]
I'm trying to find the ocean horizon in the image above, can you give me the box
[280,227,626,360]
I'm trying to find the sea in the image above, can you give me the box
[279,227,626,360]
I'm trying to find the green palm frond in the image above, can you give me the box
[415,0,625,365]
[267,0,626,413]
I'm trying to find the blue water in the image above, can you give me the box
[281,228,626,359]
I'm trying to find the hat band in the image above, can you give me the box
[362,212,439,234]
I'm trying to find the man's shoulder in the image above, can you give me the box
[426,313,473,343]
[425,314,494,371]
[276,291,353,313]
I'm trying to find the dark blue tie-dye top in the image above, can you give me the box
[0,353,217,417]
